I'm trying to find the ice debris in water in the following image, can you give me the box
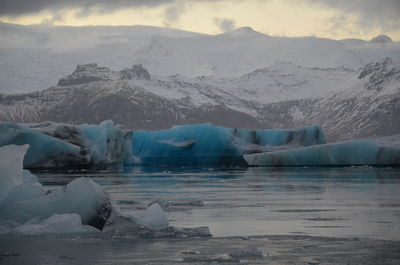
[244,134,400,166]
[149,198,204,210]
[0,144,211,238]
[229,245,263,259]
[137,203,169,229]
[13,214,98,235]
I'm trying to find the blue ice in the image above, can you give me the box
[131,123,325,166]
[244,135,400,166]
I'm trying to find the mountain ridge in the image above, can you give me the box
[1,58,399,141]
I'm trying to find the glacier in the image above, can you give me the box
[244,135,400,166]
[0,120,132,168]
[132,123,325,166]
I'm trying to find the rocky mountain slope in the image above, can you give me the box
[1,58,399,141]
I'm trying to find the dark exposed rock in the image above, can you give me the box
[120,64,150,80]
[358,57,400,91]
[58,63,113,86]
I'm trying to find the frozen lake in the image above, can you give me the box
[35,166,400,240]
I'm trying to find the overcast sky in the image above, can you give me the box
[0,0,399,40]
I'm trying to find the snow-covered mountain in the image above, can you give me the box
[1,23,400,93]
[1,58,399,141]
[0,22,203,94]
[134,27,400,78]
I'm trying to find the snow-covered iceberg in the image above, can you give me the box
[131,123,325,166]
[244,135,400,166]
[0,120,132,168]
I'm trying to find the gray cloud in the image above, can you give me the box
[214,18,236,32]
[0,0,177,16]
[163,4,186,27]
[306,0,400,30]
[312,0,400,20]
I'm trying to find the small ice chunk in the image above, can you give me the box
[13,213,98,235]
[149,198,204,210]
[138,203,169,229]
[0,145,28,203]
[229,245,263,259]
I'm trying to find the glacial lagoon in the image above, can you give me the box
[33,166,400,240]
[1,166,400,264]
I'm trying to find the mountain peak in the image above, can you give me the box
[220,27,266,38]
[370,35,393,43]
[58,63,114,86]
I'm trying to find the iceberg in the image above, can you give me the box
[0,120,133,168]
[0,123,82,168]
[244,135,400,166]
[0,144,212,237]
[0,145,28,203]
[1,170,47,206]
[0,145,113,230]
[137,203,169,229]
[13,213,99,235]
[131,123,325,166]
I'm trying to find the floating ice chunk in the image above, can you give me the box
[103,215,211,238]
[229,245,263,259]
[0,122,82,168]
[0,177,112,230]
[149,198,204,210]
[13,214,98,235]
[0,145,28,203]
[138,203,169,229]
[0,120,133,168]
[132,123,325,166]
[244,135,400,166]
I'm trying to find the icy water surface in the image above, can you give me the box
[34,166,400,240]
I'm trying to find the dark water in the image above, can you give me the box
[35,166,400,240]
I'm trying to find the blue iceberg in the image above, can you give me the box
[131,123,325,166]
[0,122,82,168]
[2,119,398,168]
[0,120,132,168]
[244,135,400,166]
